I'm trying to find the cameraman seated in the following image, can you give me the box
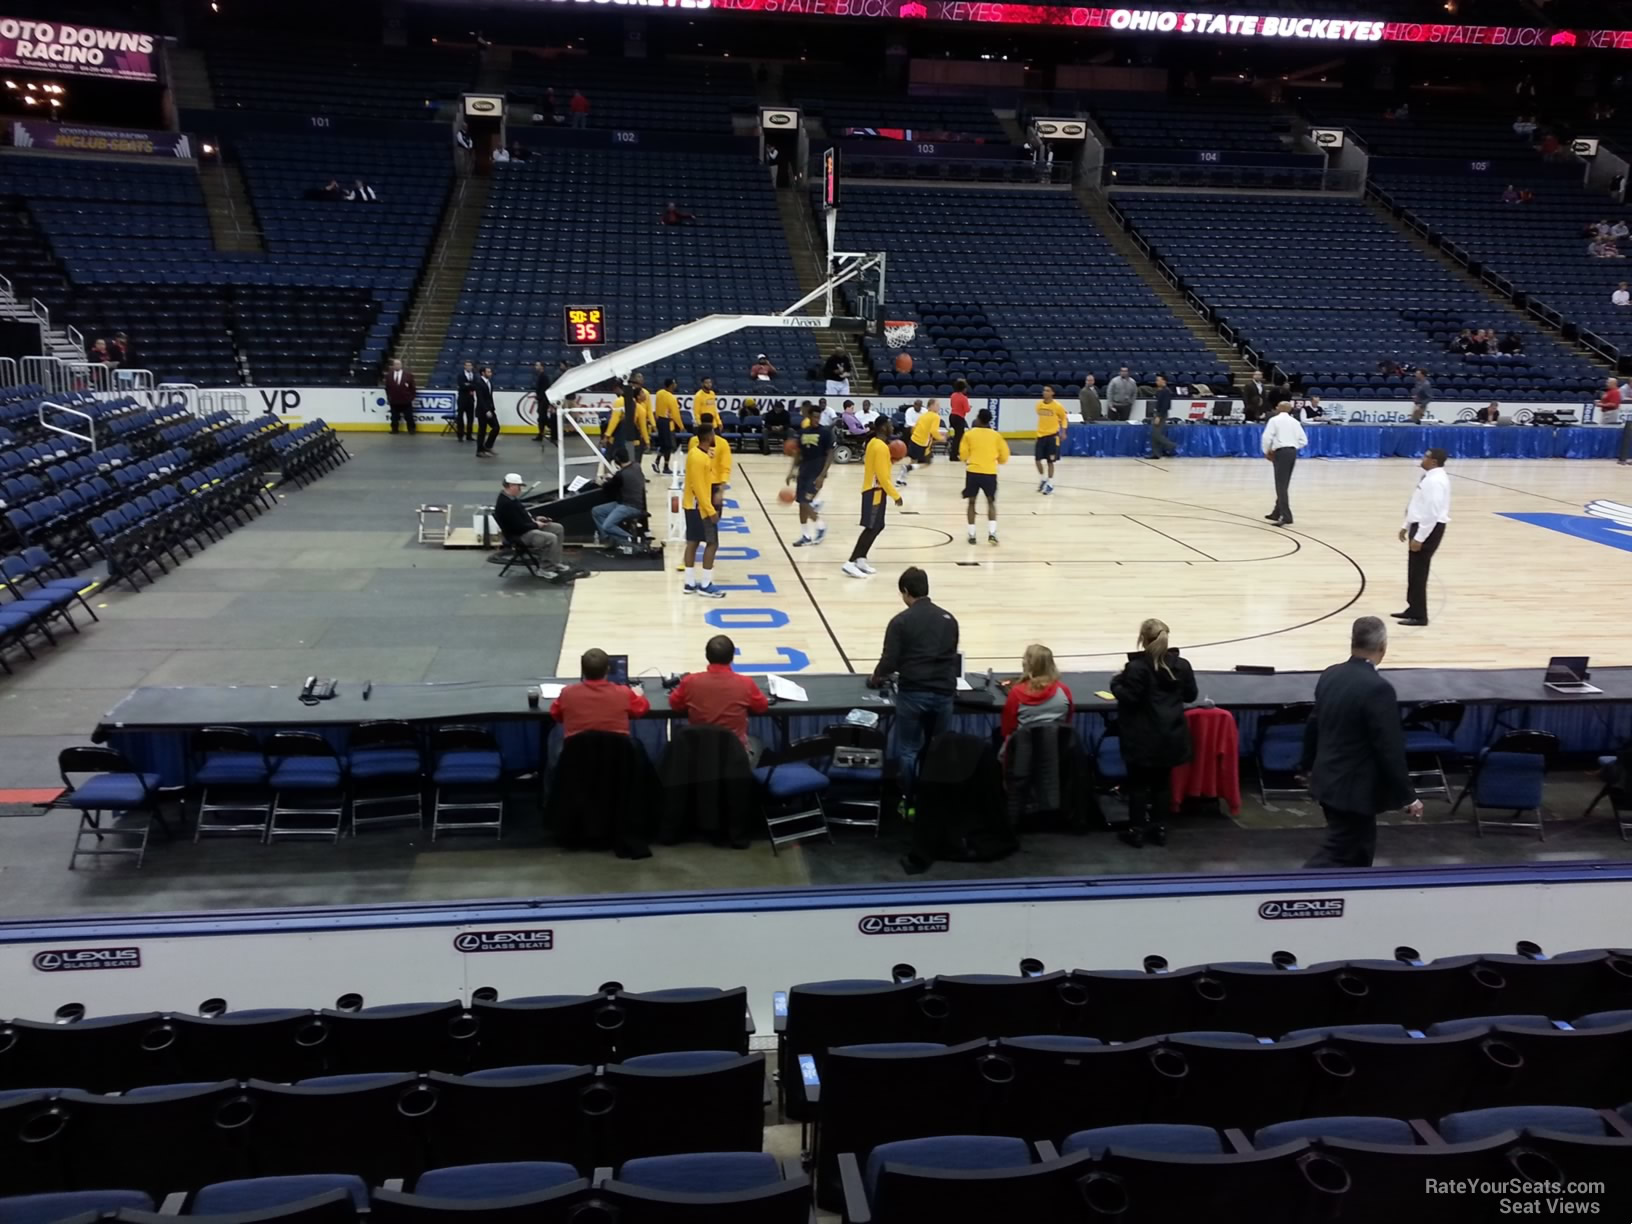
[593,447,648,552]
[494,473,577,581]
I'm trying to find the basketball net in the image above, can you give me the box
[884,320,917,349]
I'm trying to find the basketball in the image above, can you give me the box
[889,439,907,461]
[777,488,796,503]
[894,352,914,374]
[783,438,800,456]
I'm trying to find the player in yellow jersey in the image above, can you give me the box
[652,376,683,475]
[904,397,945,477]
[692,377,720,431]
[959,407,1010,545]
[1034,383,1069,495]
[843,419,903,579]
[603,375,652,467]
[681,424,725,598]
[687,426,732,511]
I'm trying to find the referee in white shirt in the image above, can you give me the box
[1261,400,1308,526]
[1394,448,1451,627]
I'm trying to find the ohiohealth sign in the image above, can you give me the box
[0,18,157,82]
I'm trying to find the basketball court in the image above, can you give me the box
[559,451,1632,678]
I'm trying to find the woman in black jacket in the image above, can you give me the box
[1110,617,1198,848]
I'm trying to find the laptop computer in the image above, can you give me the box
[608,654,630,686]
[955,650,972,691]
[1543,656,1600,695]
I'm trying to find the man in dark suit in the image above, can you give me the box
[1242,370,1265,422]
[1300,615,1423,868]
[383,359,417,434]
[474,365,500,458]
[456,360,479,444]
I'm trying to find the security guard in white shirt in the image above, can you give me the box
[1394,448,1451,626]
[1261,400,1309,526]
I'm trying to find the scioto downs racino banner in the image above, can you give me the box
[0,17,157,82]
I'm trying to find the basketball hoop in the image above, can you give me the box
[884,320,917,349]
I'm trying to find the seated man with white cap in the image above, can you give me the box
[492,472,577,581]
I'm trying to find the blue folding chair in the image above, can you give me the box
[44,746,170,869]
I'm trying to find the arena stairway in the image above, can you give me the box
[776,186,876,398]
[396,176,491,381]
[1076,185,1256,389]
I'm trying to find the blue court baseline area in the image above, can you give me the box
[1062,423,1621,460]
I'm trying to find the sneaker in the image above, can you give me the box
[1117,826,1146,849]
[682,583,698,595]
[842,561,867,578]
[815,526,826,543]
[967,532,977,544]
[856,558,877,575]
[988,531,999,545]
[1037,479,1047,492]
[1042,483,1054,495]
[1146,825,1168,847]
[793,536,816,547]
[696,585,726,599]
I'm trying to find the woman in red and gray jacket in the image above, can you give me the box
[1001,644,1074,739]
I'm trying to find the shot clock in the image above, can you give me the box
[563,304,607,347]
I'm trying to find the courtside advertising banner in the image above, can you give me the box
[0,18,157,82]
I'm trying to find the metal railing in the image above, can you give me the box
[114,367,155,392]
[21,355,60,390]
[0,272,11,299]
[0,357,14,387]
[66,324,84,357]
[38,399,95,451]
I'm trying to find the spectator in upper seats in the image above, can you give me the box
[1106,365,1139,421]
[110,332,133,367]
[349,179,378,202]
[1449,329,1472,354]
[570,89,590,129]
[89,338,111,364]
[1000,643,1074,741]
[1614,281,1631,307]
[1497,332,1522,355]
[1590,236,1625,259]
[1612,219,1630,241]
[749,353,778,382]
[550,648,650,738]
[1502,183,1521,203]
[541,87,558,125]
[661,201,697,226]
[1539,131,1561,157]
[1518,188,1534,204]
[306,178,342,201]
[668,635,769,760]
[492,146,511,164]
[1411,370,1433,423]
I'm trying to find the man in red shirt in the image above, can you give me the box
[1598,376,1623,425]
[948,377,972,461]
[549,648,650,737]
[667,635,769,762]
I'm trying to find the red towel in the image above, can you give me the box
[1170,706,1241,815]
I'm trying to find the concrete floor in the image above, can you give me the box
[0,432,1626,922]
